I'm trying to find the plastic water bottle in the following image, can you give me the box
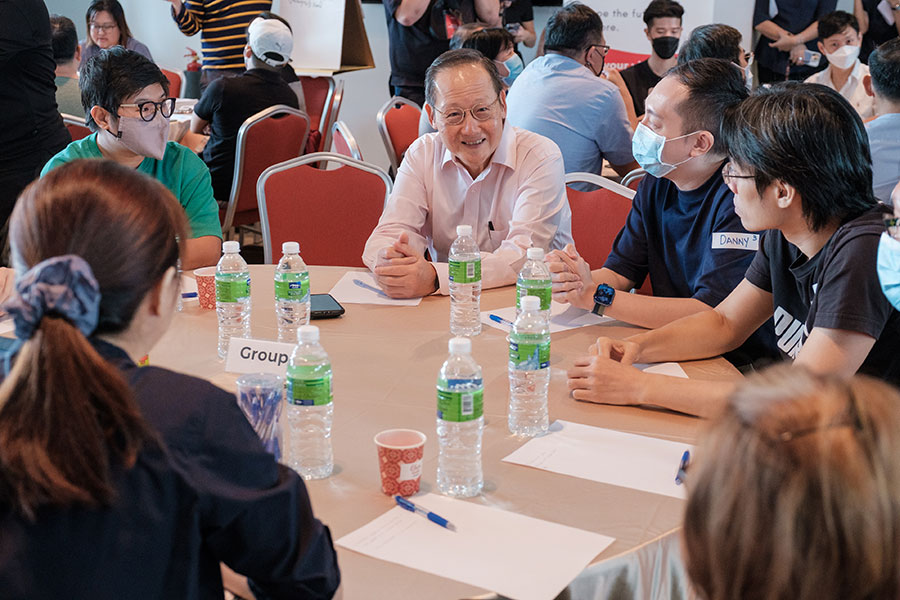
[436,337,484,497]
[508,295,550,437]
[274,241,310,343]
[285,325,333,480]
[448,224,482,336]
[215,240,251,359]
[516,247,552,318]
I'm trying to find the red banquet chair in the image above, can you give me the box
[299,76,344,155]
[565,172,652,295]
[220,105,310,235]
[377,96,421,175]
[331,120,363,161]
[61,113,91,141]
[257,152,392,267]
[161,68,183,97]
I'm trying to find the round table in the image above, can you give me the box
[156,265,740,600]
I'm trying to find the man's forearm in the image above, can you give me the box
[794,21,819,44]
[606,294,711,330]
[629,307,742,364]
[637,373,736,418]
[754,19,786,40]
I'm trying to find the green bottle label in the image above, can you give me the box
[509,334,550,370]
[215,277,250,302]
[287,373,333,406]
[436,379,484,422]
[448,259,482,283]
[275,272,310,301]
[517,280,552,310]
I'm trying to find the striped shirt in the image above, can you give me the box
[172,0,272,71]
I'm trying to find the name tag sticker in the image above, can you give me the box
[225,337,296,375]
[712,232,760,251]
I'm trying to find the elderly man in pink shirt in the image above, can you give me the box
[363,48,573,299]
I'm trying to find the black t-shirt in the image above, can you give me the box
[744,206,900,384]
[0,0,70,161]
[193,68,299,205]
[384,0,450,90]
[861,0,899,62]
[502,0,533,55]
[619,60,661,117]
[752,0,836,79]
[604,169,778,365]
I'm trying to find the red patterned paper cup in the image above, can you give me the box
[193,267,217,310]
[374,429,426,497]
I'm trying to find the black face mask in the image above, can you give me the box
[652,36,679,59]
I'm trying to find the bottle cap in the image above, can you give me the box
[282,241,300,254]
[298,325,319,342]
[456,224,472,237]
[526,247,544,260]
[222,240,240,253]
[520,296,541,311]
[448,337,471,354]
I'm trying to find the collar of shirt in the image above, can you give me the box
[440,121,517,180]
[540,52,588,73]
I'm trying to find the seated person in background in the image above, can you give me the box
[550,59,774,366]
[682,365,900,600]
[863,37,900,204]
[363,49,573,298]
[419,24,520,135]
[79,0,152,71]
[0,159,340,599]
[50,15,84,118]
[619,0,684,117]
[41,48,221,270]
[854,0,900,62]
[506,3,637,187]
[192,12,300,209]
[677,24,754,87]
[570,83,900,418]
[805,10,874,118]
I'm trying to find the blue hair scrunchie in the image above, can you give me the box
[4,255,101,340]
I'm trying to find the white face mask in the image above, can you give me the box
[825,44,860,70]
[111,114,169,160]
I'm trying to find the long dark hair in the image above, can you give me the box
[85,0,134,49]
[0,159,186,519]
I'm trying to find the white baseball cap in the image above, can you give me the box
[248,16,293,67]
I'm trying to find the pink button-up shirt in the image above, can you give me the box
[363,124,573,294]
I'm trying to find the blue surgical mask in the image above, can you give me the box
[502,54,524,86]
[877,232,900,310]
[631,122,697,178]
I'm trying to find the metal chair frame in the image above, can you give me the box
[565,172,636,200]
[376,95,422,174]
[331,120,363,161]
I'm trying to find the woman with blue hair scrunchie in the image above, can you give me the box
[0,160,340,599]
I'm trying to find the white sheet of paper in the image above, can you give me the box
[336,493,614,600]
[635,362,688,379]
[328,271,422,306]
[481,301,612,333]
[503,420,691,499]
[878,0,896,25]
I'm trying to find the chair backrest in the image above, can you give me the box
[331,120,363,161]
[161,68,183,98]
[222,105,310,233]
[61,113,91,141]
[318,80,344,155]
[622,167,647,191]
[299,75,335,135]
[377,96,421,174]
[565,172,652,295]
[257,152,392,266]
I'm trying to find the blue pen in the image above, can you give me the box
[489,314,514,327]
[353,278,391,298]
[181,292,198,298]
[395,496,457,531]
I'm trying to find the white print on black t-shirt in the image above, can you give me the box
[773,306,809,358]
[711,232,760,251]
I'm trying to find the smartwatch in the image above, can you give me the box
[592,283,615,316]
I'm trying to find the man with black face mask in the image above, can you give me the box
[619,0,684,117]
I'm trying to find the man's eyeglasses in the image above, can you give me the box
[588,44,611,57]
[432,96,501,126]
[119,98,176,122]
[90,23,118,32]
[721,162,755,188]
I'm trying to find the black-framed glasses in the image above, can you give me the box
[588,43,611,57]
[721,162,755,183]
[119,97,176,122]
[432,95,501,126]
[89,22,118,32]
[675,450,690,485]
[770,388,864,443]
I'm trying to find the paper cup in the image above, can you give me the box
[193,266,217,310]
[374,429,426,497]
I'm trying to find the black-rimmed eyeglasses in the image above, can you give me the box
[431,96,501,126]
[119,97,176,122]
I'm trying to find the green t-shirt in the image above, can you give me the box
[41,134,222,240]
[54,76,84,119]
